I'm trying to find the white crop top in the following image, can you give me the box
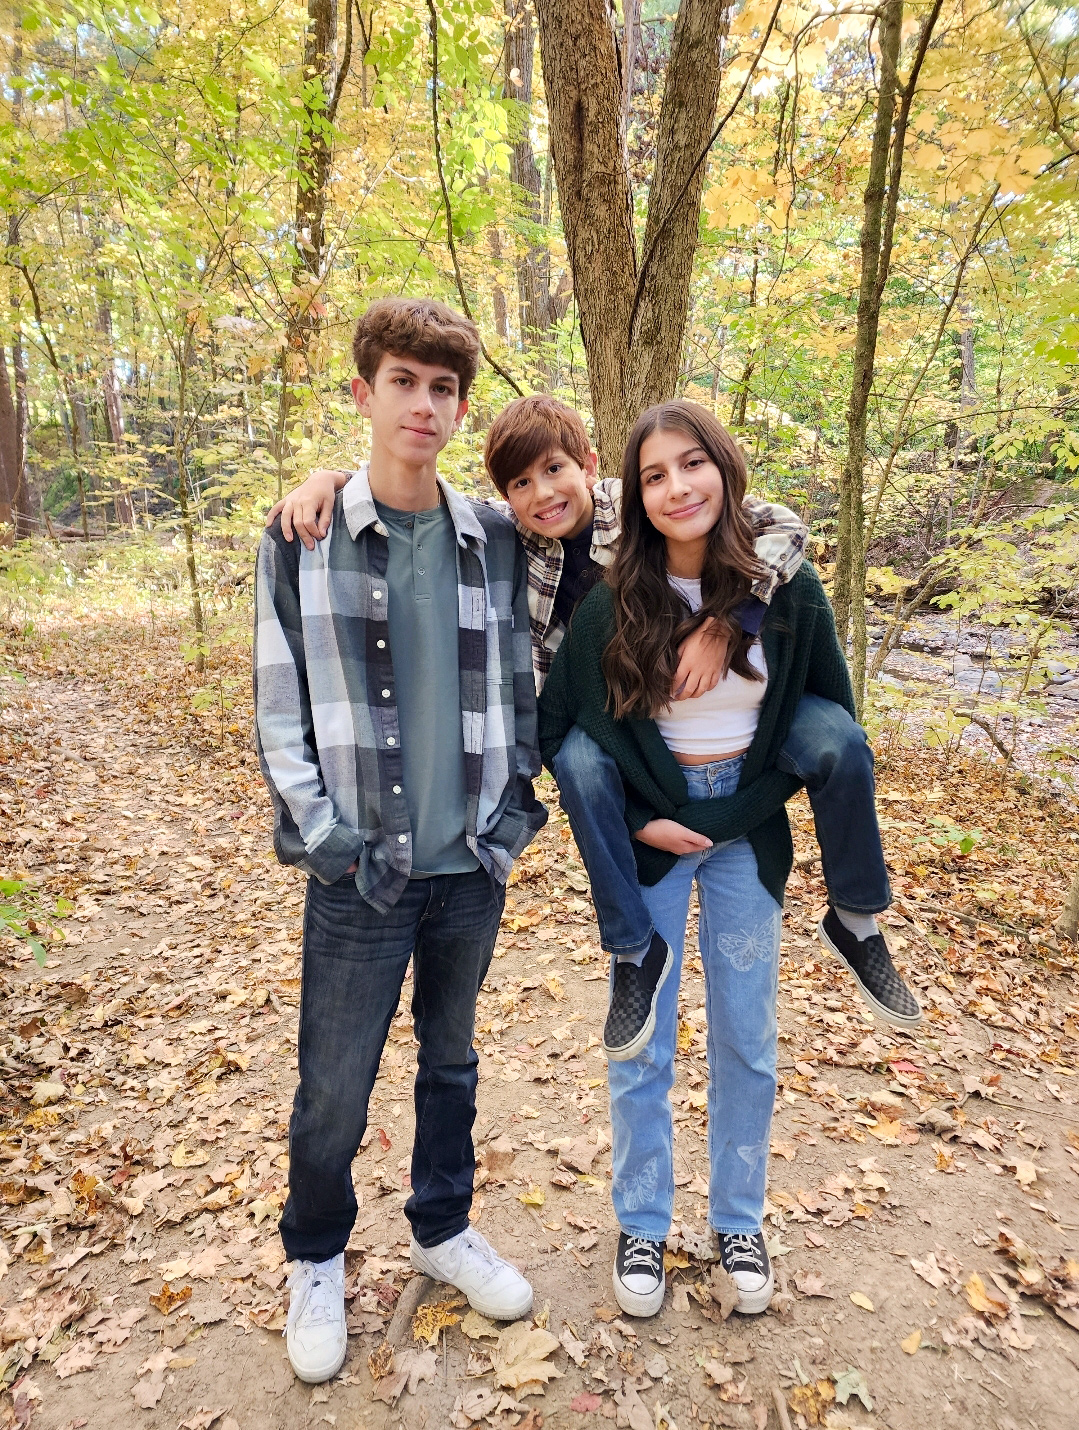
[655,576,768,757]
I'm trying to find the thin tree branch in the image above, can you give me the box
[628,0,784,343]
[426,0,526,397]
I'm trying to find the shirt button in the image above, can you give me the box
[398,834,407,844]
[392,785,402,795]
[386,736,396,746]
[373,590,382,600]
[417,568,425,576]
[377,639,386,649]
[381,688,391,698]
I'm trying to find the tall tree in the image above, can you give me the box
[504,0,568,350]
[832,0,943,710]
[536,0,741,475]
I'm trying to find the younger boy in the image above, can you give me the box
[272,398,920,1068]
[254,300,546,1384]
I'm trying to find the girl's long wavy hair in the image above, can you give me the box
[602,400,766,720]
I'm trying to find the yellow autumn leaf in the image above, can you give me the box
[849,1291,875,1312]
[676,1018,694,1053]
[900,1329,922,1355]
[964,1272,1009,1319]
[517,1184,545,1207]
[412,1299,462,1346]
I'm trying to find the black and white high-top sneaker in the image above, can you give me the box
[612,1232,665,1317]
[818,908,922,1028]
[718,1232,773,1315]
[603,933,673,1062]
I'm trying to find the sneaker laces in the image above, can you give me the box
[722,1234,764,1273]
[285,1260,341,1335]
[455,1228,504,1282]
[622,1236,662,1275]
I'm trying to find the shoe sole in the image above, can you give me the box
[410,1249,533,1322]
[288,1334,347,1384]
[733,1268,774,1316]
[603,948,674,1062]
[816,918,923,1029]
[612,1263,665,1318]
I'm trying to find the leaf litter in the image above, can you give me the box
[0,589,1076,1427]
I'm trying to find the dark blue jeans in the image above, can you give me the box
[551,694,891,961]
[279,866,505,1263]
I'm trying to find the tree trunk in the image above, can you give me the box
[290,0,352,376]
[536,0,730,477]
[834,0,902,656]
[0,348,21,544]
[488,228,511,343]
[505,0,567,349]
[97,279,135,528]
[1057,868,1079,943]
[536,0,636,474]
[834,0,943,715]
[174,350,207,673]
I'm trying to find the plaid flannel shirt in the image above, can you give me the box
[508,478,809,687]
[254,465,547,913]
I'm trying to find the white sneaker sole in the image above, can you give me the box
[733,1267,774,1316]
[287,1330,347,1384]
[410,1244,533,1322]
[612,1263,665,1318]
[816,918,923,1029]
[603,948,674,1062]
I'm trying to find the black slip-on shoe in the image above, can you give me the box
[818,907,923,1028]
[602,933,673,1061]
[612,1232,665,1317]
[717,1231,773,1315]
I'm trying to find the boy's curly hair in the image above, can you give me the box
[352,298,481,398]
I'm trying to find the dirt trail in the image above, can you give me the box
[1,633,1078,1430]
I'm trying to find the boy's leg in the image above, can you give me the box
[407,867,506,1247]
[551,725,655,962]
[280,874,424,1263]
[775,693,891,916]
[776,694,921,1027]
[406,866,533,1319]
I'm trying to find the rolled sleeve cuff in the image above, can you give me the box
[305,823,364,885]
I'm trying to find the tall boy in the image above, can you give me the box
[254,299,546,1384]
[272,399,922,1062]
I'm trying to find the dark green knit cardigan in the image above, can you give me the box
[538,564,856,906]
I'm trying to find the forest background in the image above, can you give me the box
[0,0,1077,932]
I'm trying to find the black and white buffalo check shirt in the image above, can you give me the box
[254,465,547,913]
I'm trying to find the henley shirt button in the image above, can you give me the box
[392,785,402,795]
[381,688,391,698]
[386,736,396,746]
[377,639,386,649]
[373,590,382,599]
[417,568,426,576]
[398,835,407,845]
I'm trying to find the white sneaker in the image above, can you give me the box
[410,1227,533,1321]
[285,1253,347,1383]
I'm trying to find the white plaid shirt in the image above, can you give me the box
[254,466,546,912]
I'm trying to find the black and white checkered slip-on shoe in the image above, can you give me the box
[718,1232,773,1315]
[612,1232,665,1317]
[602,933,673,1062]
[818,907,923,1028]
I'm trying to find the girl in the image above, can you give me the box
[539,400,857,1318]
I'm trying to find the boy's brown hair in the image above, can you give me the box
[484,394,593,494]
[352,298,481,398]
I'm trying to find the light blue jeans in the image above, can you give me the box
[609,753,782,1240]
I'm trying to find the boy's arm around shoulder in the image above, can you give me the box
[253,520,364,883]
[744,495,808,603]
[481,523,549,860]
